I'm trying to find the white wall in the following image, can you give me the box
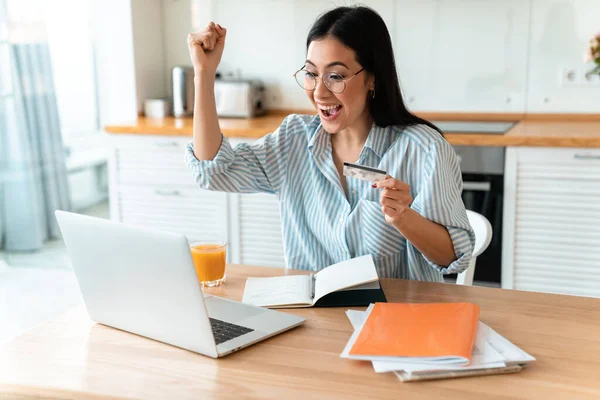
[153,0,600,113]
[47,0,99,139]
[131,0,166,114]
[163,0,195,98]
[90,0,138,125]
[395,0,531,113]
[527,0,600,113]
[91,0,171,121]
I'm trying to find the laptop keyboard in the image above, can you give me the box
[209,318,254,345]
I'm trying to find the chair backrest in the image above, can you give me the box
[456,210,493,286]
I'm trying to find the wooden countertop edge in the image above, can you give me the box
[106,126,274,139]
[104,110,600,147]
[416,112,600,122]
[104,110,600,132]
[444,135,600,147]
[105,130,600,147]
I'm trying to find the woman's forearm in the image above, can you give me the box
[393,209,457,267]
[192,71,223,161]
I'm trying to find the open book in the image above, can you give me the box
[241,255,385,308]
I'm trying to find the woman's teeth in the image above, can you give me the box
[320,105,341,117]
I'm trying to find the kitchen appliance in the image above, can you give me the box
[172,66,195,117]
[172,66,266,118]
[453,145,504,285]
[144,98,170,118]
[214,79,266,118]
[432,121,516,285]
[432,121,516,135]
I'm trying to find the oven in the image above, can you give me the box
[454,146,505,285]
[432,121,515,286]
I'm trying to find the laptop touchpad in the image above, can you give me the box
[204,296,266,324]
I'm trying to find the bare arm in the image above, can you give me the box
[187,22,227,161]
[192,72,222,160]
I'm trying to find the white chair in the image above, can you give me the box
[456,210,493,286]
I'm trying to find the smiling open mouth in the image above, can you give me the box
[320,105,342,119]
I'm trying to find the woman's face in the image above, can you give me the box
[304,37,373,134]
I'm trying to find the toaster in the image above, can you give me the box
[214,79,266,118]
[172,66,266,118]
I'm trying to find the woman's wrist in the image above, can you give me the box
[390,208,416,233]
[194,69,216,85]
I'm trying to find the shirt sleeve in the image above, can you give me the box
[185,116,291,194]
[409,139,475,275]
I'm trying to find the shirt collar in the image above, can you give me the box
[308,122,395,159]
[363,124,394,159]
[307,122,347,196]
[307,123,328,153]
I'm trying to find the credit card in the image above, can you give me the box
[343,162,387,182]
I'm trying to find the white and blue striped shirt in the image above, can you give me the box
[185,114,474,282]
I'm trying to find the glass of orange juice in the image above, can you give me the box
[189,240,227,287]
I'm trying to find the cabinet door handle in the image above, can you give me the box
[153,140,180,148]
[574,153,600,160]
[155,189,181,196]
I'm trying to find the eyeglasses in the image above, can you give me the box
[293,66,365,94]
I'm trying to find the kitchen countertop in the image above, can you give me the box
[104,110,600,147]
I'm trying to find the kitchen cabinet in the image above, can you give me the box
[108,134,286,267]
[394,0,529,113]
[109,131,600,294]
[229,192,286,268]
[502,147,600,297]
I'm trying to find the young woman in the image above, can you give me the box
[185,6,474,282]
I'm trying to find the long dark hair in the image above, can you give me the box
[306,6,442,134]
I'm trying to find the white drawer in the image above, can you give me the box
[112,135,190,151]
[516,147,600,164]
[117,185,228,241]
[112,134,254,151]
[115,147,193,186]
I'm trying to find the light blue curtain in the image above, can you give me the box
[0,8,71,252]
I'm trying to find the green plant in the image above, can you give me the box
[586,32,600,75]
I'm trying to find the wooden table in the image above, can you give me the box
[2,265,600,399]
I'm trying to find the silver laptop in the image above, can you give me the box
[55,210,305,358]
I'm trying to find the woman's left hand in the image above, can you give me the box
[373,176,413,227]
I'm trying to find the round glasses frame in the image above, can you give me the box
[293,66,365,94]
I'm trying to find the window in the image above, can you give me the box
[46,0,100,148]
[2,0,100,150]
[0,0,12,101]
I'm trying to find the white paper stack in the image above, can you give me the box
[341,304,536,382]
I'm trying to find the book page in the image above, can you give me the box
[241,275,313,308]
[395,365,522,382]
[338,281,380,291]
[478,322,536,364]
[313,255,379,304]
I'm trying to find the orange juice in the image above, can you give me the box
[190,243,227,286]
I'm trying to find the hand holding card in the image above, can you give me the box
[372,176,413,226]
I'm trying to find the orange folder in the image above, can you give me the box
[349,302,480,363]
